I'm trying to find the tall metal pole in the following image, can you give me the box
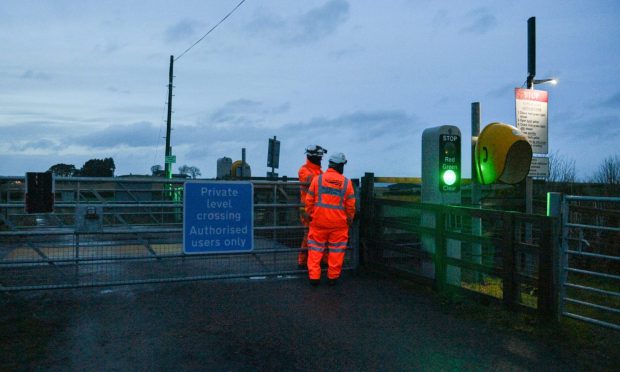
[527,17,536,89]
[165,55,174,179]
[525,18,535,242]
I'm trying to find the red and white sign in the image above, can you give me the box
[515,88,548,154]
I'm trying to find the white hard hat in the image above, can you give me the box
[329,152,347,165]
[305,145,327,156]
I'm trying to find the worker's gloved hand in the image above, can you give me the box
[300,208,311,224]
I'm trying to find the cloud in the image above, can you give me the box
[209,99,263,124]
[165,19,202,43]
[485,83,517,99]
[246,0,350,45]
[71,121,157,148]
[596,91,620,109]
[557,114,620,141]
[293,0,350,43]
[10,139,62,152]
[206,99,290,127]
[292,111,420,141]
[0,122,61,142]
[20,70,52,80]
[95,41,124,54]
[107,86,131,94]
[158,104,421,176]
[461,8,498,34]
[328,44,364,59]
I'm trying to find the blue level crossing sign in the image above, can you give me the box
[183,181,253,254]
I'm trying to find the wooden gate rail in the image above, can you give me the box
[360,173,559,320]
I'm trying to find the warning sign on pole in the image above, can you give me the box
[515,88,548,154]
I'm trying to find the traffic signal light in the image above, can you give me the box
[422,125,461,205]
[25,172,54,213]
[439,133,461,192]
[474,122,532,185]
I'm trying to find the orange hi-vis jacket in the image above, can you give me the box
[298,160,322,204]
[305,168,356,229]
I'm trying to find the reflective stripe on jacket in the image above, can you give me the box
[298,160,322,203]
[305,168,356,229]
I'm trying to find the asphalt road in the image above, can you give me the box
[1,270,618,371]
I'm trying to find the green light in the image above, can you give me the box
[442,170,457,186]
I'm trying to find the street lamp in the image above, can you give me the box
[533,78,558,86]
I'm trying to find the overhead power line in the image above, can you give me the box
[174,0,247,62]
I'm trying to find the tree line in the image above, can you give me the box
[48,158,202,179]
[548,152,619,194]
[49,158,116,177]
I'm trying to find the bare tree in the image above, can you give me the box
[547,150,576,183]
[591,154,620,194]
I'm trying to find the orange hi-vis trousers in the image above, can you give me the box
[298,212,311,265]
[298,210,327,266]
[306,225,349,280]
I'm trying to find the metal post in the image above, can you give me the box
[525,176,533,239]
[525,17,535,240]
[547,192,563,320]
[434,209,447,292]
[165,55,174,179]
[471,103,481,201]
[471,103,482,282]
[271,136,276,177]
[241,148,246,178]
[527,17,536,89]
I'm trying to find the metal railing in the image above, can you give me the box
[0,177,359,290]
[558,195,620,331]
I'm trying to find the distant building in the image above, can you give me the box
[217,157,233,179]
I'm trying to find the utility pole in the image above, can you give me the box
[525,18,535,217]
[525,18,535,246]
[527,17,536,89]
[165,55,174,179]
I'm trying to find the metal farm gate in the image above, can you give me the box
[553,195,620,331]
[0,176,359,290]
[360,175,560,320]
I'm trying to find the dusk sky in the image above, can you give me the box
[1,0,619,180]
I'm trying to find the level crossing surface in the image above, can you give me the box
[1,270,616,371]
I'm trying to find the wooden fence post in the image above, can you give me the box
[434,208,447,292]
[360,173,375,264]
[537,216,559,321]
[502,213,518,309]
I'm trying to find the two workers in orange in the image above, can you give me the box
[297,145,328,269]
[305,152,356,286]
